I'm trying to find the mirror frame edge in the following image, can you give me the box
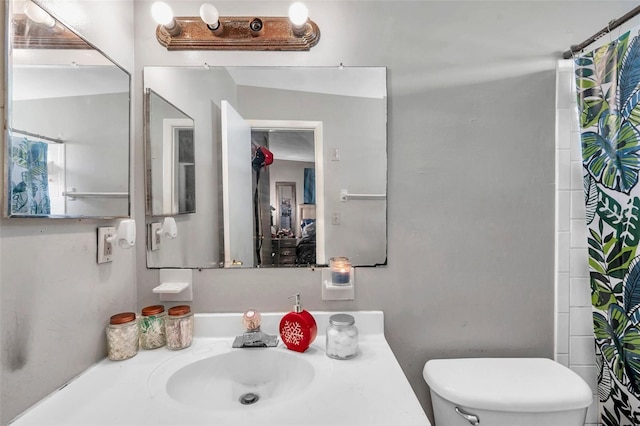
[143,87,197,218]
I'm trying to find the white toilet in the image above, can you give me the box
[423,358,593,426]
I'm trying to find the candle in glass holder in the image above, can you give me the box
[330,257,352,285]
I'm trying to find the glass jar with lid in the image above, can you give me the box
[139,305,167,349]
[106,312,139,361]
[166,305,194,350]
[326,313,359,359]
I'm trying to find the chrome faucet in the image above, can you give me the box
[232,309,278,348]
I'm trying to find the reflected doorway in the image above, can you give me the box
[248,120,325,266]
[275,182,296,233]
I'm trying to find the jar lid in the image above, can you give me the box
[168,305,191,316]
[329,313,355,326]
[141,305,165,316]
[110,312,136,325]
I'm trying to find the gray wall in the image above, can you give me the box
[1,1,635,425]
[0,1,135,424]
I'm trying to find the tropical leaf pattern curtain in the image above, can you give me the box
[9,136,50,215]
[575,28,640,425]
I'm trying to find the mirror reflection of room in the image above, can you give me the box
[145,89,196,216]
[251,129,317,267]
[144,66,387,269]
[7,3,131,218]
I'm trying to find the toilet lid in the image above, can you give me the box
[423,358,593,412]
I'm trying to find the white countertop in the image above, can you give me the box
[11,311,430,426]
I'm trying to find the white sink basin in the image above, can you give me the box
[12,312,431,425]
[167,348,316,410]
[148,344,334,412]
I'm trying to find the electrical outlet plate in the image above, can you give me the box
[150,223,162,251]
[97,227,115,264]
[332,211,341,225]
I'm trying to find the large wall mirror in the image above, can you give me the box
[144,66,387,269]
[5,1,131,218]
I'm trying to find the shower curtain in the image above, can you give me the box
[303,167,315,204]
[9,136,50,215]
[576,27,640,425]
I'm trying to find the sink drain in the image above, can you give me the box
[239,392,260,405]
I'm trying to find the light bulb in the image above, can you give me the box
[199,3,219,28]
[288,2,308,27]
[151,1,181,36]
[24,1,56,28]
[151,1,174,26]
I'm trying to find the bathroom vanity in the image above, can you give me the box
[10,312,429,426]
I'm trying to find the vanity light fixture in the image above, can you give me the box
[12,4,91,49]
[151,1,181,37]
[153,2,320,51]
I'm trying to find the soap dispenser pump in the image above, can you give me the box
[279,293,317,353]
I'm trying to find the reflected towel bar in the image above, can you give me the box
[63,191,129,199]
[340,189,386,201]
[10,128,64,144]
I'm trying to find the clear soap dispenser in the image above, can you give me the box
[279,293,317,352]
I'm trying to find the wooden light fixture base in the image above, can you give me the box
[156,16,320,51]
[12,14,91,49]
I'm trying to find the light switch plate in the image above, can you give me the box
[97,227,116,264]
[330,148,340,161]
[150,223,162,251]
[332,211,341,225]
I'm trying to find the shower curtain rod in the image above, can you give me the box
[562,5,640,59]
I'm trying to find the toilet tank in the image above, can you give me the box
[423,358,593,426]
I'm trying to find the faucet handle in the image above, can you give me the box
[242,309,261,331]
